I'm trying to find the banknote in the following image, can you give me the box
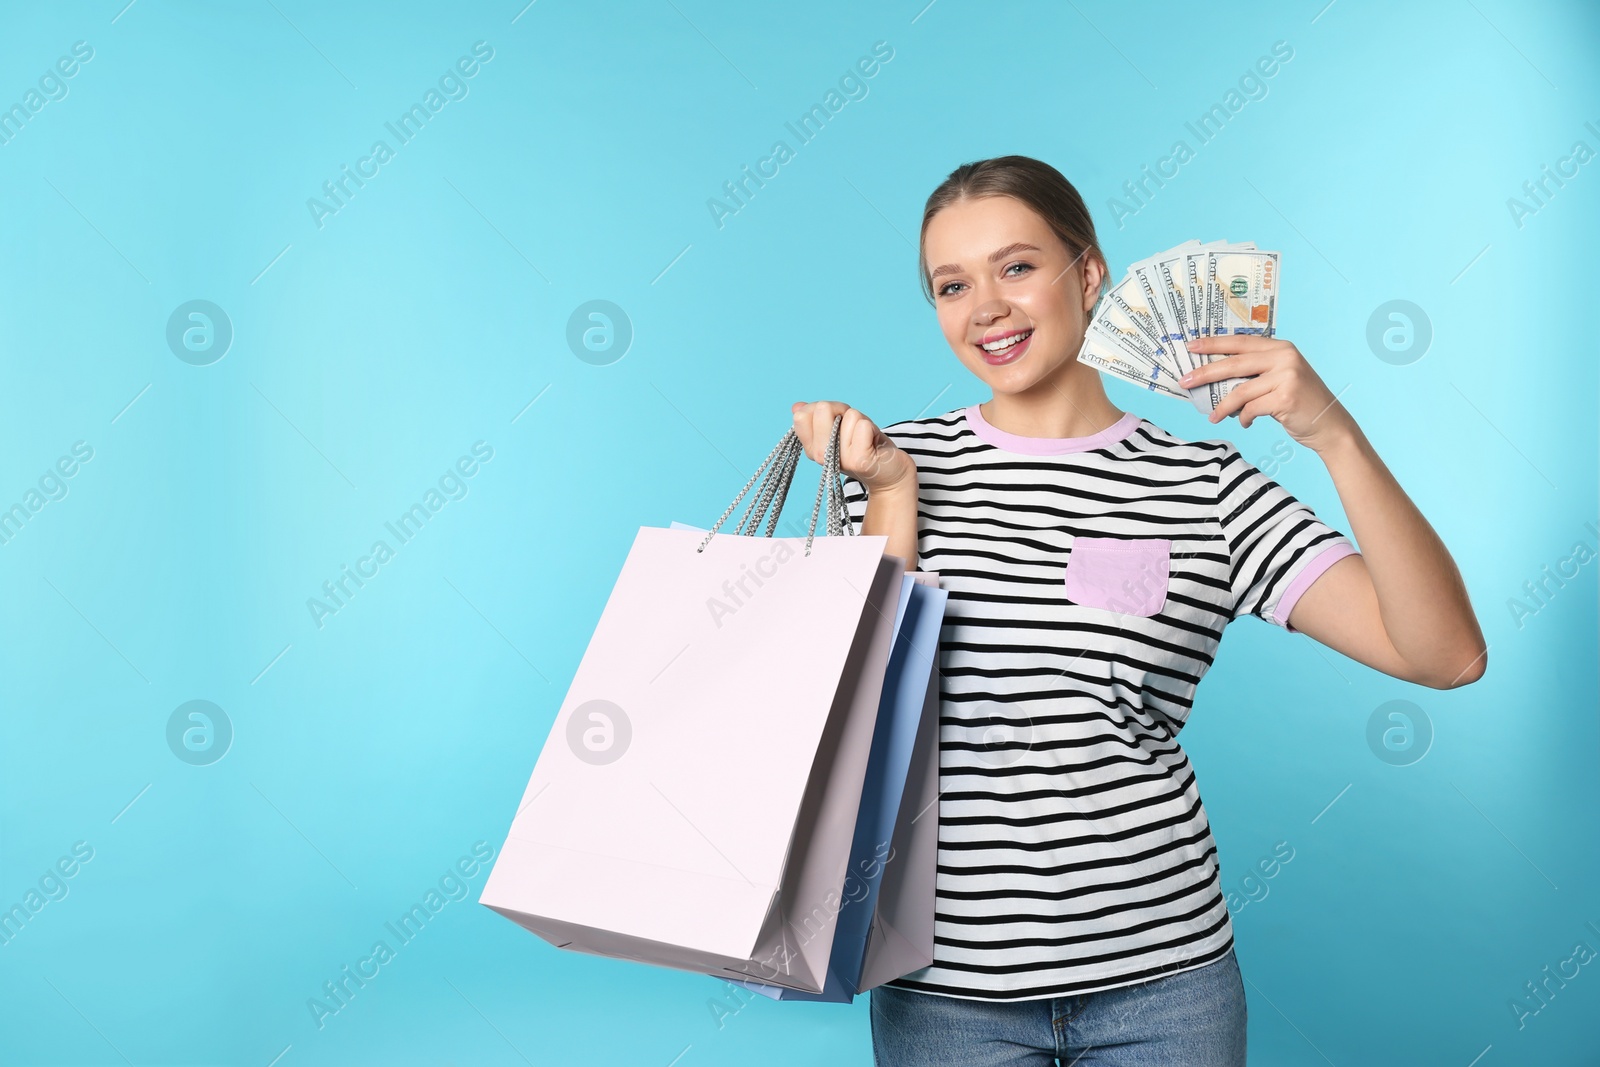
[1087,297,1178,386]
[1204,249,1279,338]
[1077,239,1280,415]
[1183,240,1253,340]
[1102,276,1170,357]
[1191,249,1279,412]
[1153,253,1200,368]
[1130,258,1195,380]
[1078,335,1187,397]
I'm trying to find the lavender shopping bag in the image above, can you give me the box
[480,418,906,993]
[732,569,946,1002]
[664,520,947,1001]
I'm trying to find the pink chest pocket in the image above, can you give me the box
[1063,536,1172,618]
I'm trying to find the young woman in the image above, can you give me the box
[790,155,1485,1067]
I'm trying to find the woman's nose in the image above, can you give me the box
[973,298,1009,324]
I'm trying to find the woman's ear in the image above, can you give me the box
[1081,255,1105,312]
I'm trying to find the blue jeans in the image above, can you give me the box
[869,948,1248,1066]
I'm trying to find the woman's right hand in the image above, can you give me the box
[790,401,917,495]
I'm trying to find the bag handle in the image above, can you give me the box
[734,432,803,538]
[696,415,856,557]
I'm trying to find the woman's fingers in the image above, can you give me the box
[792,401,892,481]
[840,407,866,466]
[845,409,888,482]
[811,403,844,465]
[791,400,835,462]
[790,401,913,493]
[836,407,876,473]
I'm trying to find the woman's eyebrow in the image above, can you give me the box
[929,242,1042,280]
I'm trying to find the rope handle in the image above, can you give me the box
[696,415,856,556]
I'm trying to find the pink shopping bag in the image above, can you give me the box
[481,417,909,993]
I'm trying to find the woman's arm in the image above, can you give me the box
[862,478,920,572]
[1182,336,1488,689]
[1274,422,1486,688]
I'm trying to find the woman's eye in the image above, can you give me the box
[939,263,1030,296]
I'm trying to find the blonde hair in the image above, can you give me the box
[918,154,1109,306]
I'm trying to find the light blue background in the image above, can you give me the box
[1,1,1596,1064]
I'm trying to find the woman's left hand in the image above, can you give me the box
[1180,335,1353,452]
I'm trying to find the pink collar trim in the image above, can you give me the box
[964,404,1140,455]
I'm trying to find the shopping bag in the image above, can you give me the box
[480,417,909,993]
[731,569,946,1001]
[856,653,940,993]
[668,521,947,1000]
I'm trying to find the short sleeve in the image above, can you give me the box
[1215,442,1358,630]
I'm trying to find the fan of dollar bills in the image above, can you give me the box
[1078,240,1280,414]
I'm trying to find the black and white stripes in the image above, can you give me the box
[840,404,1355,1002]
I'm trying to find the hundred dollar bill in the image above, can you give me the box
[1154,254,1199,355]
[1102,274,1183,380]
[1083,238,1283,415]
[1130,258,1195,379]
[1205,249,1279,337]
[1183,240,1249,340]
[1187,249,1281,414]
[1078,335,1186,397]
[1087,298,1181,387]
[1183,250,1209,342]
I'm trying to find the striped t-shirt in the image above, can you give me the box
[839,403,1356,1002]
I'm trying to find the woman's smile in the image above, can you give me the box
[978,327,1033,365]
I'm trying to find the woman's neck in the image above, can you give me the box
[980,363,1125,440]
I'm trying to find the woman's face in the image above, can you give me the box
[923,195,1104,397]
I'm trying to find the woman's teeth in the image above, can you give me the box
[981,330,1032,353]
